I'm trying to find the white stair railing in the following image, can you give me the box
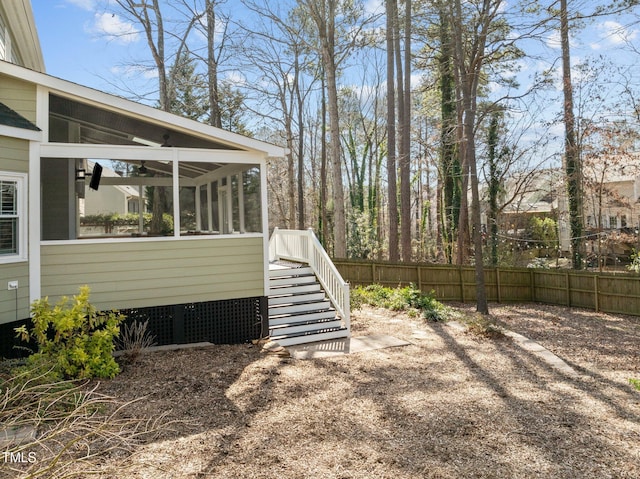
[269,228,350,335]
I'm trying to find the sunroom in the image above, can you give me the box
[31,86,282,344]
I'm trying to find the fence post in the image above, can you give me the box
[371,262,376,284]
[417,265,423,292]
[566,271,571,307]
[459,267,465,302]
[530,269,535,302]
[496,267,502,303]
[594,275,599,312]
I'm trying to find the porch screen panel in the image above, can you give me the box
[243,167,262,233]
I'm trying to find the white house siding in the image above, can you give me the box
[40,236,264,311]
[83,184,131,216]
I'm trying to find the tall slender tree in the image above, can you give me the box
[399,0,412,262]
[436,1,460,264]
[451,0,504,314]
[386,0,399,261]
[559,0,583,269]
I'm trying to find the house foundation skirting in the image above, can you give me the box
[119,296,268,347]
[0,296,268,359]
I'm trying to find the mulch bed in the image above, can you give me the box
[30,303,640,478]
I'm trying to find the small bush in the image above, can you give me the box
[116,319,157,364]
[629,378,640,391]
[15,286,125,380]
[351,283,449,321]
[463,313,505,339]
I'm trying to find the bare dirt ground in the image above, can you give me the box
[49,303,640,478]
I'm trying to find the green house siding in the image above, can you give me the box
[41,237,265,311]
[0,75,37,123]
[0,136,30,172]
[0,135,30,324]
[0,262,29,324]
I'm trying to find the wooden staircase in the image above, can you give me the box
[268,263,349,347]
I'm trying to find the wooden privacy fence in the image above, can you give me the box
[333,260,640,317]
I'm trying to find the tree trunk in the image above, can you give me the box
[206,0,221,128]
[560,0,583,269]
[319,73,328,247]
[386,0,399,261]
[452,0,496,315]
[296,52,305,230]
[400,0,412,262]
[437,2,458,264]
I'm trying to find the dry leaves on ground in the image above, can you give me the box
[22,303,640,479]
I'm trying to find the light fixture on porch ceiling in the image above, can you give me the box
[138,161,148,175]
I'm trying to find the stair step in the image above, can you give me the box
[269,309,337,326]
[268,300,331,316]
[271,328,350,347]
[268,291,326,306]
[269,283,321,295]
[269,274,317,287]
[269,266,314,278]
[270,318,343,336]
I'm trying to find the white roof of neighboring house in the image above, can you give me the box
[582,153,640,184]
[86,160,139,198]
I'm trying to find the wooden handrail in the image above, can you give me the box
[269,228,350,334]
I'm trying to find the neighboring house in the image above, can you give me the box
[582,156,640,232]
[0,1,285,355]
[81,160,141,217]
[481,168,571,252]
[485,158,640,262]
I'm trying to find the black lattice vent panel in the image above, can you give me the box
[183,297,264,344]
[118,297,267,347]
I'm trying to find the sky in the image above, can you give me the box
[32,0,136,93]
[30,0,640,125]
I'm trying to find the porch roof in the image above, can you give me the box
[0,101,40,131]
[0,60,286,159]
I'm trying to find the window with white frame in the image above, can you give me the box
[0,173,26,260]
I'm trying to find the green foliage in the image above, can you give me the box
[528,216,558,250]
[81,212,174,234]
[351,284,449,321]
[629,378,640,391]
[15,286,125,380]
[627,249,640,273]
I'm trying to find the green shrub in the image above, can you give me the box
[351,283,449,321]
[15,286,125,380]
[629,378,640,391]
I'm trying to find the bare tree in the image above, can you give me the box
[451,0,505,314]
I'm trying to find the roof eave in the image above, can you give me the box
[0,61,286,158]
